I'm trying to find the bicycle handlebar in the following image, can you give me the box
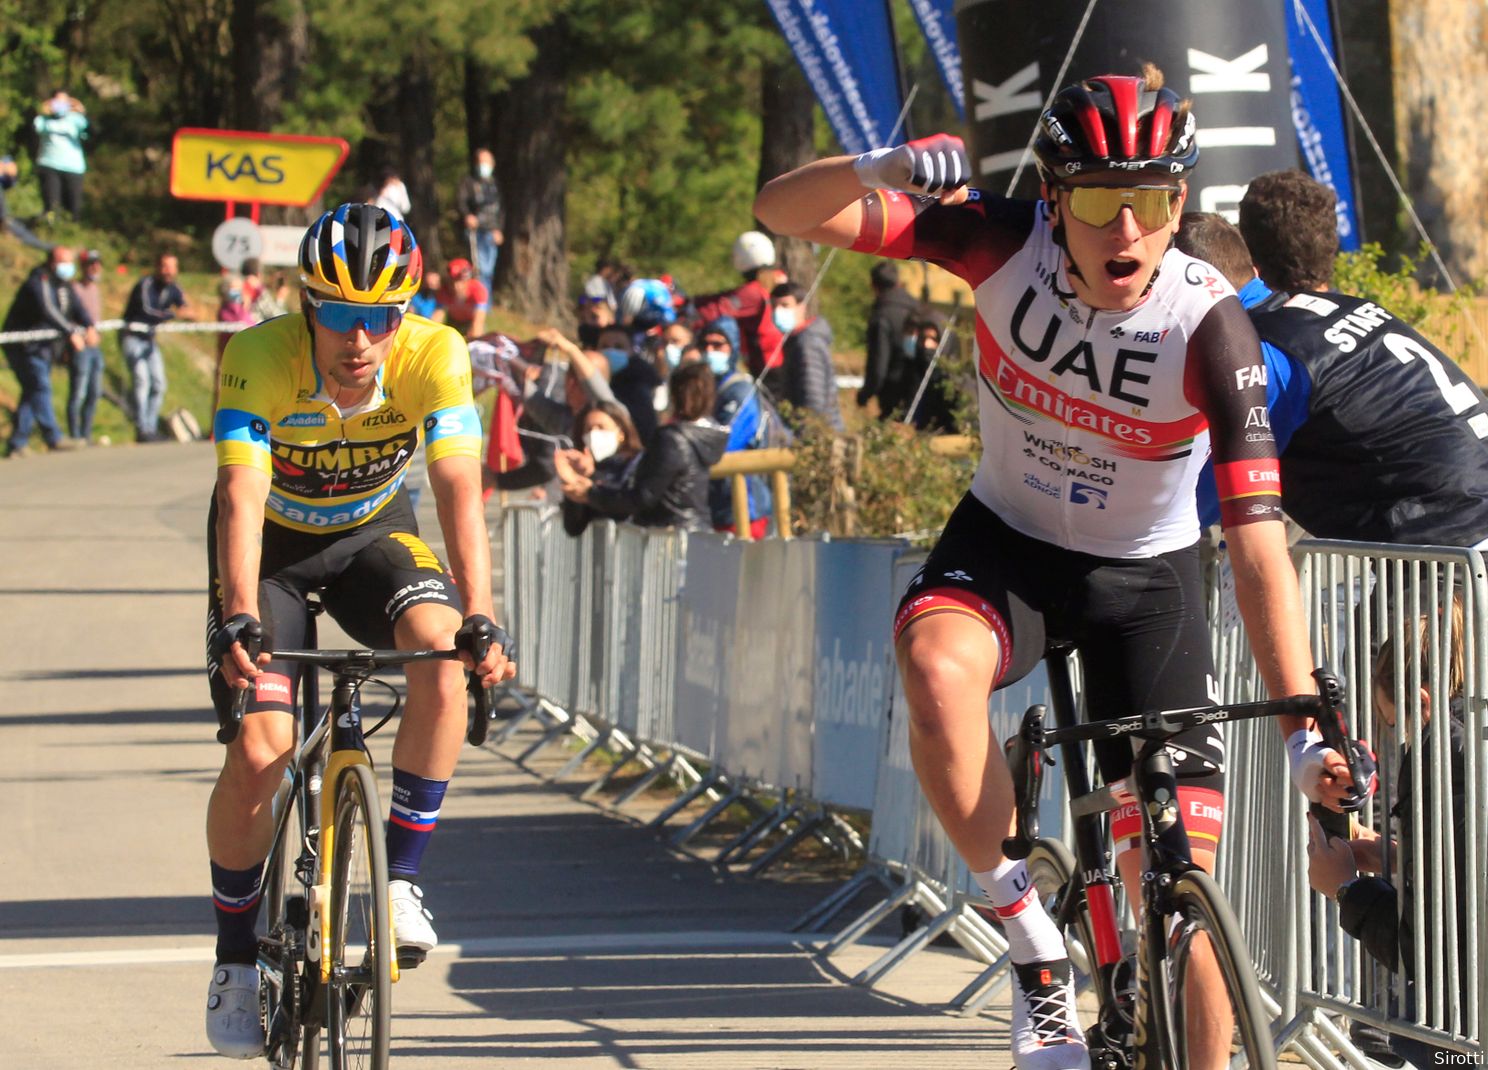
[1002,667,1371,858]
[218,646,495,747]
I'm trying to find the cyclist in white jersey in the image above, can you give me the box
[756,66,1359,1070]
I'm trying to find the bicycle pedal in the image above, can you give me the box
[396,947,427,970]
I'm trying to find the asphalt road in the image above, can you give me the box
[0,442,1017,1068]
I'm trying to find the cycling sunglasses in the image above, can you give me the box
[1058,185,1182,230]
[307,295,406,335]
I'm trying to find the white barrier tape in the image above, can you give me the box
[0,319,251,345]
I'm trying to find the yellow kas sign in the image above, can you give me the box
[171,128,349,206]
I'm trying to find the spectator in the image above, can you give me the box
[606,324,665,446]
[67,248,105,442]
[436,258,488,339]
[554,401,645,536]
[576,294,614,349]
[1177,199,1488,545]
[659,321,693,371]
[2,246,94,456]
[374,169,411,219]
[457,148,504,294]
[240,258,288,322]
[564,362,728,532]
[121,253,188,442]
[1307,596,1465,1069]
[618,278,678,335]
[693,230,785,378]
[702,321,775,538]
[769,281,843,432]
[216,274,254,355]
[582,256,622,310]
[900,306,959,432]
[410,270,442,321]
[858,260,919,417]
[33,89,88,222]
[0,155,50,251]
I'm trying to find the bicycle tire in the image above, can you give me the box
[1153,870,1276,1070]
[325,763,392,1070]
[262,786,321,1070]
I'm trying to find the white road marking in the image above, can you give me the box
[0,929,821,970]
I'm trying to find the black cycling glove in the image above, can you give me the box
[454,614,516,665]
[212,612,264,663]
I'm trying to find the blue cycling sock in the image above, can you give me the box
[211,860,265,965]
[385,768,448,881]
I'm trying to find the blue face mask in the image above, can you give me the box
[664,343,683,369]
[902,336,917,357]
[52,98,71,116]
[601,347,630,374]
[706,349,732,377]
[54,261,76,281]
[772,307,796,334]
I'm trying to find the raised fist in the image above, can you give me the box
[853,134,970,196]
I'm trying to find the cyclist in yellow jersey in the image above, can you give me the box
[202,203,516,1059]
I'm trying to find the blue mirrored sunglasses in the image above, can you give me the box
[308,296,406,335]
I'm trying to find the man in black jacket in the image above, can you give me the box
[858,260,919,418]
[769,282,843,432]
[457,148,505,295]
[3,246,95,456]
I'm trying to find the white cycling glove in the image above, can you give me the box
[1286,726,1330,802]
[854,134,970,196]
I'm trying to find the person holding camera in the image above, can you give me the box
[34,89,89,222]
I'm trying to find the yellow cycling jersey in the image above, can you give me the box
[214,313,482,534]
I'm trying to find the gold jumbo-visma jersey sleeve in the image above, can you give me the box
[213,313,482,533]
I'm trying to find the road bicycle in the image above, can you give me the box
[215,601,497,1069]
[1001,643,1365,1070]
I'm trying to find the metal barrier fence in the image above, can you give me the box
[498,508,1486,1062]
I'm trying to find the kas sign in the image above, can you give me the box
[170,128,349,206]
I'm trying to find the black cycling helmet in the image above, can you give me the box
[1032,74,1199,183]
[298,202,422,305]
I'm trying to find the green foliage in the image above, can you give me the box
[1333,242,1476,359]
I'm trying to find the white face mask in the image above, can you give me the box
[664,343,682,368]
[477,162,494,179]
[585,427,620,463]
[772,306,796,334]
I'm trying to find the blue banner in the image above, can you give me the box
[906,0,964,121]
[765,0,906,155]
[1283,0,1360,250]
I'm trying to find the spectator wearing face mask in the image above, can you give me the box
[34,89,88,222]
[458,149,504,294]
[859,260,920,418]
[900,306,959,432]
[564,362,729,532]
[437,258,488,339]
[3,246,95,456]
[693,231,786,378]
[769,282,843,432]
[606,324,665,447]
[702,321,779,538]
[374,169,411,219]
[554,401,645,536]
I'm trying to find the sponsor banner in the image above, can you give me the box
[671,534,741,761]
[957,0,1299,216]
[1282,0,1361,249]
[170,128,348,206]
[811,540,902,811]
[765,0,906,155]
[726,539,817,788]
[906,0,965,120]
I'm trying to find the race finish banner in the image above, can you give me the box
[765,0,907,155]
[956,0,1300,220]
[1282,0,1361,250]
[906,0,965,121]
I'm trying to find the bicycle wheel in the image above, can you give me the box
[262,785,321,1070]
[325,763,391,1070]
[1153,870,1276,1070]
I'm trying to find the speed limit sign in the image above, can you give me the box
[211,217,263,271]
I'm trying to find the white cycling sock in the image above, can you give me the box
[974,858,1066,964]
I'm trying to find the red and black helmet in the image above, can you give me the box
[1032,75,1199,182]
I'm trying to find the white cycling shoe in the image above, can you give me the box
[389,879,438,966]
[1010,959,1090,1070]
[205,962,264,1059]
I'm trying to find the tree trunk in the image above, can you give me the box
[391,48,443,267]
[1332,0,1400,252]
[464,58,493,161]
[1390,0,1488,285]
[491,19,570,325]
[757,55,819,295]
[229,0,307,132]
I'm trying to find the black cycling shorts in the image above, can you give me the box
[205,489,464,723]
[895,493,1224,791]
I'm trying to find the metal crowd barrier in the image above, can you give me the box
[1211,539,1487,1065]
[496,508,1487,1061]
